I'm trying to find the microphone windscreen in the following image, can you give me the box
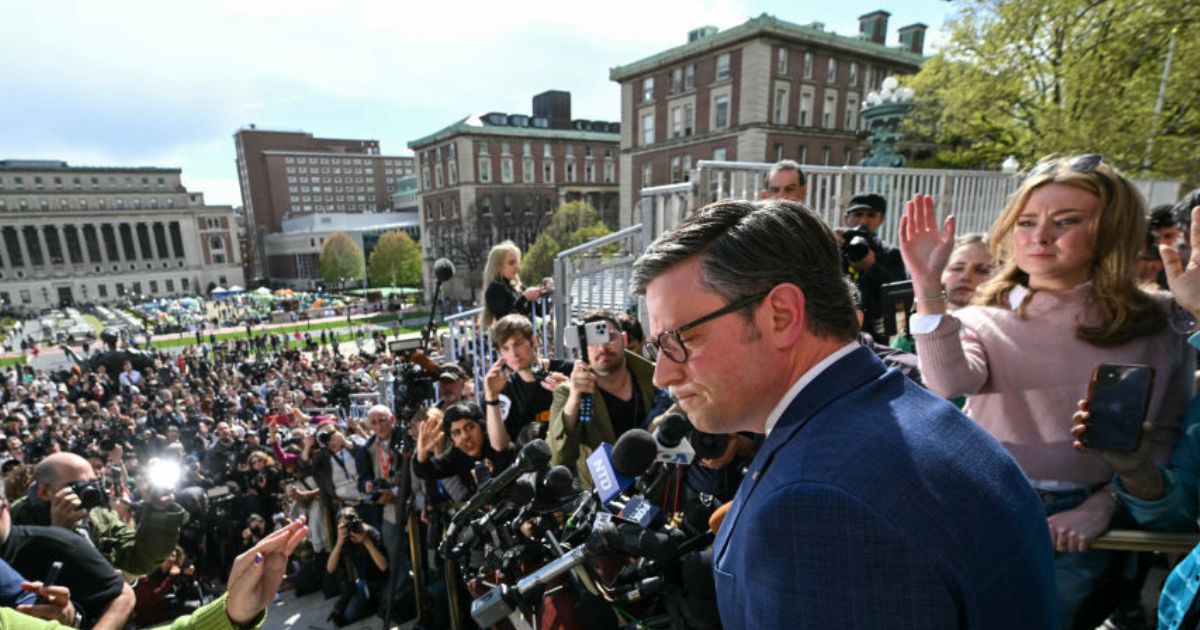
[656,413,692,448]
[508,476,536,506]
[434,258,456,282]
[542,465,575,498]
[611,429,657,478]
[520,438,553,470]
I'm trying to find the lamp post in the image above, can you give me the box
[860,76,916,167]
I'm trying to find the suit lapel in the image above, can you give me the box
[714,347,886,561]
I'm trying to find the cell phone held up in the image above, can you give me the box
[562,321,612,360]
[1082,363,1155,453]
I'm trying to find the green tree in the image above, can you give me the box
[319,232,364,288]
[521,201,614,282]
[367,231,423,288]
[903,0,1200,180]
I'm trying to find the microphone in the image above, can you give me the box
[451,439,552,528]
[586,442,636,504]
[611,430,658,478]
[653,414,696,465]
[433,258,456,283]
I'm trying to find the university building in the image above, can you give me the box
[407,91,621,300]
[233,127,415,283]
[609,10,926,224]
[0,159,243,310]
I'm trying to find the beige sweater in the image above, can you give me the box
[916,284,1192,486]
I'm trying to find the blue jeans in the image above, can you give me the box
[344,578,385,623]
[1039,488,1115,630]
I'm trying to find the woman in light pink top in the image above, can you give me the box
[898,154,1191,627]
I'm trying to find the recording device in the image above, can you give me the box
[881,280,915,338]
[450,439,552,528]
[842,223,880,264]
[587,442,637,504]
[344,513,365,535]
[538,277,555,296]
[1082,363,1155,452]
[421,258,456,352]
[68,479,107,510]
[43,561,62,588]
[316,430,333,448]
[562,321,612,353]
[653,414,696,465]
[530,363,550,384]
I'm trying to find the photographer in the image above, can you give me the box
[9,452,187,579]
[325,507,388,627]
[839,193,907,343]
[482,315,572,450]
[312,426,363,520]
[236,452,282,521]
[547,309,658,488]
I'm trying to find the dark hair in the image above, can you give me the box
[632,199,859,341]
[491,314,534,350]
[616,313,644,343]
[1149,204,1177,229]
[443,402,483,434]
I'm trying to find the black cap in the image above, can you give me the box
[438,363,468,382]
[846,193,887,216]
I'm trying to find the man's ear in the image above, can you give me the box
[761,284,807,349]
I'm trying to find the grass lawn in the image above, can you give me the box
[82,314,105,333]
[0,356,26,368]
[148,324,434,350]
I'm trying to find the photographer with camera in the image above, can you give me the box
[325,506,388,627]
[548,309,659,489]
[312,425,363,531]
[9,452,187,579]
[201,422,240,486]
[483,314,572,450]
[838,193,907,343]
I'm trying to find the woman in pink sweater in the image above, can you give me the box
[899,154,1191,627]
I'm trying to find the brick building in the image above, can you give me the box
[407,91,621,301]
[233,127,415,283]
[609,11,926,224]
[0,159,243,309]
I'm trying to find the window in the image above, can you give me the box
[827,58,837,82]
[849,62,859,86]
[843,148,853,165]
[716,53,731,80]
[684,104,694,135]
[682,155,692,181]
[670,156,682,183]
[523,159,534,183]
[803,52,814,79]
[824,93,838,128]
[672,106,683,138]
[713,148,727,161]
[641,112,655,146]
[773,85,789,125]
[714,95,730,129]
[478,141,489,156]
[543,161,554,183]
[604,162,614,183]
[685,64,695,89]
[501,158,513,183]
[97,284,108,298]
[671,68,682,93]
[434,164,444,188]
[822,146,831,165]
[641,161,652,189]
[774,143,783,162]
[566,161,576,183]
[845,95,859,131]
[798,145,808,164]
[543,144,552,158]
[149,280,158,294]
[777,48,788,74]
[479,157,492,183]
[566,144,574,158]
[501,141,511,155]
[448,161,458,185]
[642,77,654,102]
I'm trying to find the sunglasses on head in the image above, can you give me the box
[1025,154,1104,179]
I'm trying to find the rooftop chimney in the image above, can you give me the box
[858,10,890,45]
[532,90,572,130]
[898,23,928,55]
[688,26,718,43]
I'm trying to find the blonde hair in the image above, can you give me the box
[480,240,523,326]
[976,155,1165,346]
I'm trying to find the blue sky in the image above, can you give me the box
[0,0,957,207]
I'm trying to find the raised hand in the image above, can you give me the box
[898,194,956,302]
[1162,206,1200,319]
[225,517,308,626]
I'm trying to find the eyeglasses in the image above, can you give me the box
[1026,153,1104,179]
[647,290,771,364]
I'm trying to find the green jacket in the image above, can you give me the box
[0,594,262,630]
[9,497,188,578]
[548,350,658,489]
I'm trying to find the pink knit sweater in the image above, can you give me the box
[916,284,1192,486]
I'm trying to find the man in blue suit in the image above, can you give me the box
[631,199,1057,628]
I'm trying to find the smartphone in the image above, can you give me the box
[562,321,612,355]
[1082,363,1155,453]
[44,561,62,587]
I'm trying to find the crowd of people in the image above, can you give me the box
[0,155,1199,629]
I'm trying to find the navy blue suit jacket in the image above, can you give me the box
[713,347,1057,629]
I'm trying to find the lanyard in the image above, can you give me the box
[376,441,391,480]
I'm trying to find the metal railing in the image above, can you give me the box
[442,299,555,397]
